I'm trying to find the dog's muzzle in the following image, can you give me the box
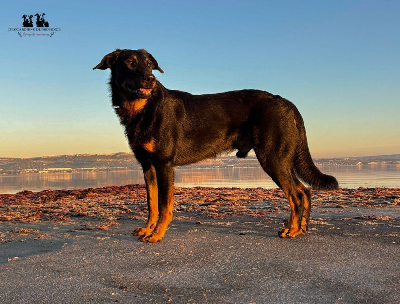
[126,85,153,98]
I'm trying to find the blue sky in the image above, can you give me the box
[1,0,399,158]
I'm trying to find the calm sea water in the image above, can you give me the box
[0,164,399,194]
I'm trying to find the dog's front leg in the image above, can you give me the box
[133,164,159,240]
[141,163,174,243]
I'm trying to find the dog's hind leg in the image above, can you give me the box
[293,175,312,232]
[255,149,307,238]
[141,163,174,243]
[274,171,306,238]
[253,102,312,237]
[133,164,159,239]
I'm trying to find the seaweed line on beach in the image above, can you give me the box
[0,185,399,230]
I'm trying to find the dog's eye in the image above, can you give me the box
[146,61,153,68]
[126,60,137,67]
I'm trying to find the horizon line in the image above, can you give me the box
[1,152,400,161]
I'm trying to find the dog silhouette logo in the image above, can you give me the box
[9,13,60,37]
[34,13,49,27]
[22,15,33,27]
[22,13,49,27]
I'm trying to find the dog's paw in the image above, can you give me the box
[278,227,289,238]
[139,233,163,243]
[133,227,152,237]
[278,227,306,238]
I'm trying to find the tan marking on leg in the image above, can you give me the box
[280,196,297,238]
[288,192,307,238]
[280,195,305,238]
[142,184,174,243]
[289,196,300,235]
[300,201,310,231]
[133,179,158,238]
[300,189,311,232]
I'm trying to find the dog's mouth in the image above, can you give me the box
[126,85,153,99]
[139,88,152,96]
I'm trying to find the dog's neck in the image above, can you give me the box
[111,81,164,123]
[113,99,148,124]
[123,99,148,116]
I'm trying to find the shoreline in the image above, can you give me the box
[1,184,399,229]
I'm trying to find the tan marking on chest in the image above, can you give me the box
[122,99,148,117]
[143,137,156,153]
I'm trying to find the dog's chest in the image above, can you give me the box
[116,100,148,118]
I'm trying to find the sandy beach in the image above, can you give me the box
[1,185,399,303]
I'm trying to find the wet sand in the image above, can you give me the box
[1,185,399,303]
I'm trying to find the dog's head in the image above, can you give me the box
[93,49,164,100]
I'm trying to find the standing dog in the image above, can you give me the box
[94,49,338,242]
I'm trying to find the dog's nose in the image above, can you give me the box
[143,74,155,82]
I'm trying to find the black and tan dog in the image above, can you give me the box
[94,49,338,242]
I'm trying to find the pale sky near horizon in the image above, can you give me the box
[1,0,399,158]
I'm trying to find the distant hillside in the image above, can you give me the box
[0,153,399,174]
[356,154,400,160]
[314,154,400,165]
[0,153,138,173]
[0,153,251,174]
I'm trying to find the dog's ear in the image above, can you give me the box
[93,49,123,70]
[149,53,164,73]
[140,49,164,73]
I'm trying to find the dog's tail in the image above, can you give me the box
[293,114,339,190]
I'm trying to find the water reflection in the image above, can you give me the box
[175,167,277,188]
[0,164,399,194]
